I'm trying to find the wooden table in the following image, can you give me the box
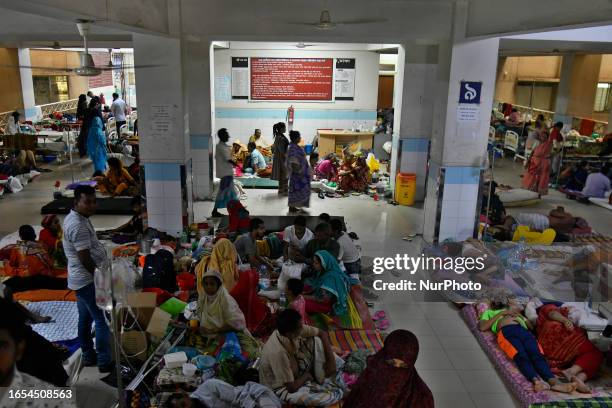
[315,130,374,157]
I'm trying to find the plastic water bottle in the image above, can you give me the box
[259,265,270,290]
[279,291,287,309]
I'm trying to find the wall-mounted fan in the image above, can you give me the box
[1,20,160,76]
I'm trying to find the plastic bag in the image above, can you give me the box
[279,261,306,291]
[217,332,245,363]
[366,153,380,172]
[8,176,23,193]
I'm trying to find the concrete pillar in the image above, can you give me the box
[133,34,187,236]
[17,48,36,120]
[553,53,574,125]
[422,36,499,243]
[567,54,603,119]
[395,43,437,201]
[182,39,214,201]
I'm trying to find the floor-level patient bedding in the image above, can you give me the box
[461,305,612,408]
[41,196,135,215]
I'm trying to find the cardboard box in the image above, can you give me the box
[146,307,172,339]
[120,292,157,330]
[121,330,148,361]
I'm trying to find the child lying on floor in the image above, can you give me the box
[479,295,576,393]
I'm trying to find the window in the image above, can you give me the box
[515,81,558,111]
[594,83,611,112]
[33,75,70,105]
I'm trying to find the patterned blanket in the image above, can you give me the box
[26,301,78,342]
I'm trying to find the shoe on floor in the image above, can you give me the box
[318,192,325,199]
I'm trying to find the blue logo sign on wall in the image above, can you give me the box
[458,81,482,104]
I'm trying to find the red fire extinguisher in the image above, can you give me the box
[287,105,294,125]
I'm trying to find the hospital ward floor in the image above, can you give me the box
[1,157,610,408]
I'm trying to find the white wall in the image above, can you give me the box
[213,47,380,145]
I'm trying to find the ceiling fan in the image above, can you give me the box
[1,20,159,76]
[293,9,387,30]
[295,42,316,48]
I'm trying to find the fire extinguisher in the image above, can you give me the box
[286,105,294,125]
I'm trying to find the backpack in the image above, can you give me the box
[142,249,177,292]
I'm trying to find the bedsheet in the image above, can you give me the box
[26,301,78,342]
[461,305,612,408]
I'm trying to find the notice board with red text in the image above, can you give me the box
[250,58,333,101]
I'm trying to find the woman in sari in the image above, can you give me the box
[86,97,108,175]
[39,215,66,267]
[95,157,137,196]
[338,155,369,193]
[536,304,602,393]
[231,141,249,165]
[304,250,350,316]
[286,130,311,213]
[195,238,272,335]
[195,238,240,292]
[271,122,289,196]
[522,127,552,196]
[343,330,434,408]
[0,225,54,278]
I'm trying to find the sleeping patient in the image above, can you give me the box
[479,295,576,393]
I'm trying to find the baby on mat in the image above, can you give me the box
[479,295,576,393]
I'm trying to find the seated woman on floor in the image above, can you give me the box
[197,269,246,334]
[479,294,576,393]
[559,161,588,191]
[0,225,54,278]
[112,196,145,236]
[303,250,351,317]
[39,215,66,267]
[343,330,434,408]
[196,237,272,336]
[95,157,138,196]
[337,154,369,193]
[314,154,337,181]
[259,309,343,407]
[232,141,249,166]
[535,303,602,393]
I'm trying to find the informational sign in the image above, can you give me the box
[458,81,482,104]
[150,104,173,136]
[334,58,356,101]
[231,57,249,99]
[250,58,333,101]
[457,105,481,122]
[215,75,231,102]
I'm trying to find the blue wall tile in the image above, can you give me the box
[191,134,210,150]
[401,138,429,152]
[443,166,480,184]
[144,163,181,181]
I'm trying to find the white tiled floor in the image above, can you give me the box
[4,154,611,408]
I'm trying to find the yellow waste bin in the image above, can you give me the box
[395,173,416,206]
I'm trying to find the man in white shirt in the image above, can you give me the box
[110,92,128,136]
[330,219,361,275]
[212,128,237,217]
[0,298,75,408]
[283,215,313,260]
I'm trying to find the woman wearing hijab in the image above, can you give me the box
[286,130,311,213]
[343,330,434,408]
[195,238,240,292]
[86,97,108,175]
[271,122,289,196]
[195,238,271,335]
[197,269,246,334]
[76,94,87,121]
[304,250,350,316]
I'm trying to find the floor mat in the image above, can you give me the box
[328,329,383,353]
[41,196,134,215]
[235,176,278,189]
[461,305,612,408]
